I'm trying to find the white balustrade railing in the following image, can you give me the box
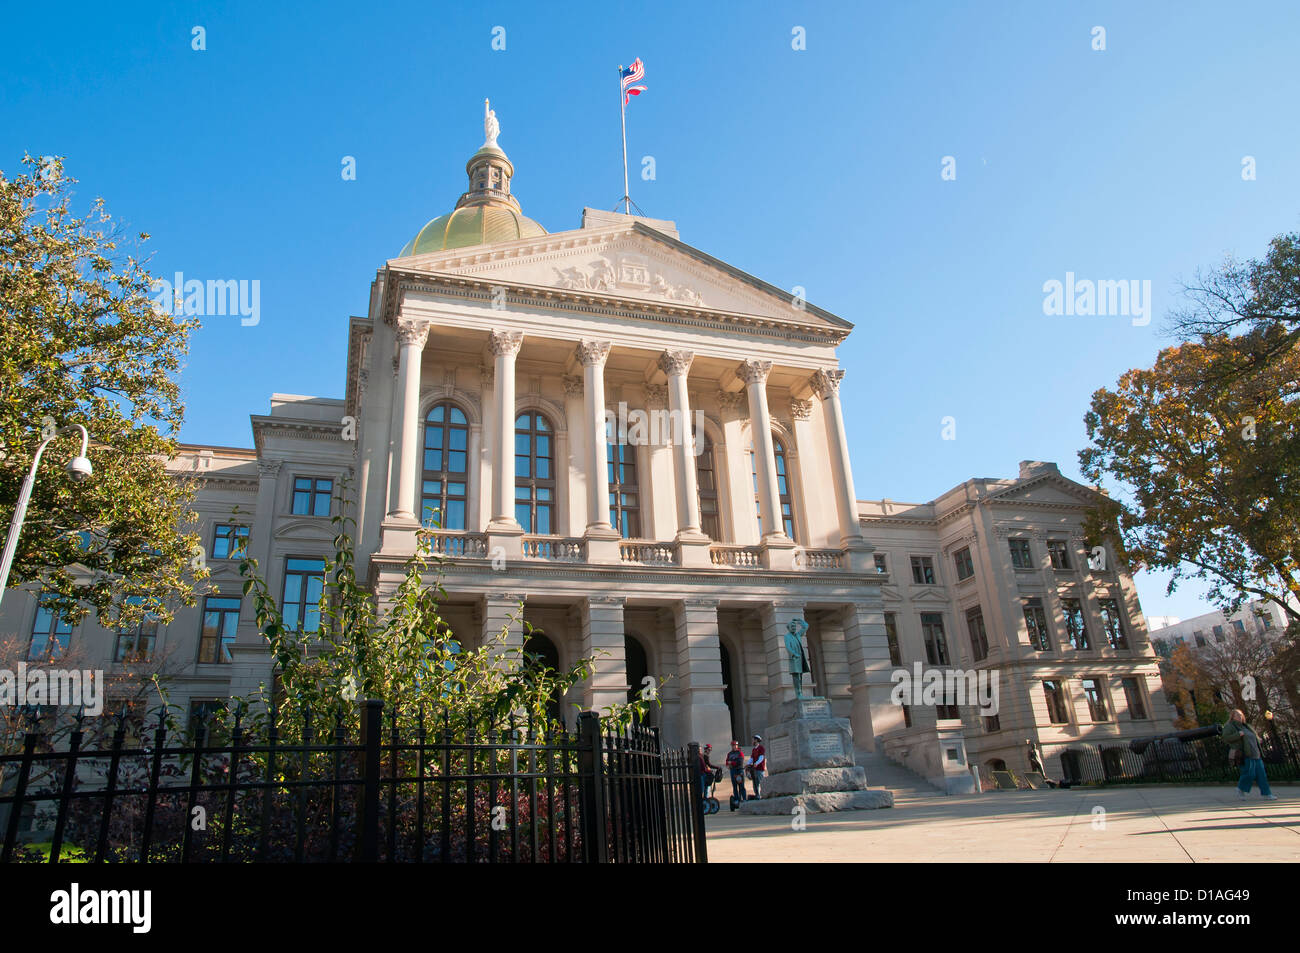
[619,541,678,566]
[427,532,489,558]
[793,548,845,570]
[521,536,587,561]
[709,545,761,568]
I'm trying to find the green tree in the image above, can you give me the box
[0,155,203,627]
[1080,230,1300,629]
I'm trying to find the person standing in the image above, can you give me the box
[698,743,720,800]
[1222,709,1278,800]
[725,740,747,804]
[749,734,766,799]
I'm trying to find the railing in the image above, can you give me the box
[0,705,707,864]
[793,548,844,570]
[522,536,586,562]
[1038,729,1300,787]
[709,545,761,568]
[619,541,678,566]
[428,532,489,558]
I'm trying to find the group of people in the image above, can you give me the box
[698,735,766,804]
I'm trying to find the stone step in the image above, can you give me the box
[855,749,946,797]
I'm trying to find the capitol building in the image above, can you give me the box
[1,106,1174,793]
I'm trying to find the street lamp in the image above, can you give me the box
[0,423,93,611]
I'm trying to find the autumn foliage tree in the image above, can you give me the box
[1080,230,1300,632]
[0,155,203,628]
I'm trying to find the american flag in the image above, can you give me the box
[620,58,646,105]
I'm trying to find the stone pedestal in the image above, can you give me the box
[739,697,893,815]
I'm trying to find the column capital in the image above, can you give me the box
[257,459,282,479]
[488,329,524,357]
[811,367,845,398]
[643,384,668,409]
[678,597,720,611]
[716,390,745,413]
[790,398,813,420]
[586,593,627,607]
[561,374,584,397]
[396,320,431,348]
[738,359,772,386]
[575,339,612,367]
[658,349,694,377]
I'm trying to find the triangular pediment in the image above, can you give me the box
[987,474,1105,509]
[388,222,851,333]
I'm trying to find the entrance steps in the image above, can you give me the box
[855,749,947,798]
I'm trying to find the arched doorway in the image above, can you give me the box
[719,641,740,742]
[522,631,563,730]
[624,633,655,726]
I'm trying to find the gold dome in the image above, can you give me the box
[398,99,547,256]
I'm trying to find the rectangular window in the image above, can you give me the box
[1043,680,1070,724]
[936,694,960,721]
[199,596,241,663]
[1195,632,1208,648]
[1009,538,1033,569]
[188,699,226,737]
[1023,598,1051,651]
[114,620,157,662]
[608,440,641,538]
[211,523,250,560]
[29,595,73,660]
[1262,614,1273,630]
[910,556,936,585]
[1061,598,1090,650]
[1120,677,1148,720]
[1047,540,1071,570]
[884,612,901,666]
[281,557,326,634]
[920,612,949,666]
[965,606,988,662]
[983,713,1001,732]
[1212,624,1225,642]
[953,547,974,581]
[874,554,888,575]
[291,477,333,517]
[1231,620,1245,634]
[1099,598,1129,649]
[1081,677,1109,722]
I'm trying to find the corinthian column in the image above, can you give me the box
[740,359,785,543]
[487,330,524,533]
[387,320,430,520]
[812,368,864,547]
[578,340,620,562]
[659,350,703,537]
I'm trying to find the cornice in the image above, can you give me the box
[251,416,347,454]
[384,272,849,346]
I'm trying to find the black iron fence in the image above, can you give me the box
[0,702,707,864]
[1042,728,1300,787]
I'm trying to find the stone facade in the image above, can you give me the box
[0,119,1176,788]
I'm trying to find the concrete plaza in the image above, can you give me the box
[704,784,1300,862]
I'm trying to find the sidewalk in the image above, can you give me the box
[704,785,1299,862]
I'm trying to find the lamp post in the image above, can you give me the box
[0,424,93,611]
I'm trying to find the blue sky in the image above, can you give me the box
[3,0,1297,623]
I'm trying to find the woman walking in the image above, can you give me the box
[1222,709,1279,800]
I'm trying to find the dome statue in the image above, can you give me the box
[484,98,500,147]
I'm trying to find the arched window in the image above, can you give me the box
[607,428,641,538]
[421,402,468,529]
[515,412,554,534]
[750,436,796,539]
[695,431,721,541]
[523,631,563,728]
[774,438,795,538]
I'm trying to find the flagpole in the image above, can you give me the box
[618,64,630,214]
